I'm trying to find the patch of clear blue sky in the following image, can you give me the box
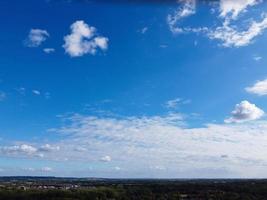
[0,0,267,141]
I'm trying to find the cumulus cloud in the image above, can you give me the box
[25,29,49,47]
[246,79,267,96]
[167,0,196,34]
[219,0,261,20]
[63,20,108,57]
[225,100,264,123]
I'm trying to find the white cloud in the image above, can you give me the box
[165,98,191,109]
[41,167,53,172]
[253,55,262,61]
[43,48,55,54]
[5,110,267,177]
[100,155,111,162]
[1,144,37,155]
[167,0,196,34]
[63,20,108,57]
[46,113,267,177]
[166,0,267,48]
[25,29,49,47]
[0,143,60,158]
[32,90,41,95]
[219,0,261,20]
[150,166,166,170]
[207,16,267,47]
[39,144,60,152]
[246,79,267,96]
[225,100,264,123]
[140,27,148,34]
[74,146,87,152]
[165,98,181,109]
[23,167,35,172]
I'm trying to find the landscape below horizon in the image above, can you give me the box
[1,177,267,199]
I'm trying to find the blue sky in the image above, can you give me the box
[1,0,267,178]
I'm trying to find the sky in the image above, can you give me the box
[1,0,267,178]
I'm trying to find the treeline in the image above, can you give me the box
[1,180,267,199]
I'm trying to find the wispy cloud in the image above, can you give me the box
[164,98,191,109]
[253,55,262,61]
[43,48,55,54]
[167,0,267,48]
[207,16,267,47]
[167,0,196,34]
[140,27,148,34]
[25,29,49,47]
[2,111,267,177]
[32,90,41,95]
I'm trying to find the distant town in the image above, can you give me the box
[0,177,267,199]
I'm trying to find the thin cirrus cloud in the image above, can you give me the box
[63,20,109,57]
[167,0,267,48]
[208,16,267,47]
[246,79,267,96]
[165,98,191,109]
[167,0,196,34]
[25,29,49,47]
[225,100,264,123]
